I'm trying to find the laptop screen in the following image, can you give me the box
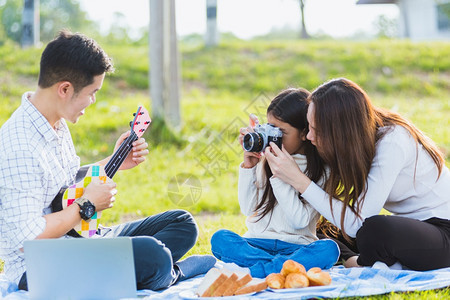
[24,237,136,300]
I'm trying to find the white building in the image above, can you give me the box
[357,0,450,40]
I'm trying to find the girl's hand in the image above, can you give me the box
[264,142,312,193]
[113,131,149,170]
[239,126,261,168]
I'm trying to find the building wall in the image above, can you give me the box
[399,0,450,40]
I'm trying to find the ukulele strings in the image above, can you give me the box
[104,131,137,178]
[104,130,138,178]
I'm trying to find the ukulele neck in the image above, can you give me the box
[104,130,138,179]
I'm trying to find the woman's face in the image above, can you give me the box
[306,102,318,148]
[267,113,305,155]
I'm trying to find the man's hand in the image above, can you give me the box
[113,131,149,170]
[83,181,117,211]
[38,179,117,239]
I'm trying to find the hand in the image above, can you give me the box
[264,142,312,193]
[113,131,149,170]
[239,125,261,169]
[83,181,117,212]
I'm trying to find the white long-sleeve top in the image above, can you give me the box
[302,125,450,238]
[239,154,322,245]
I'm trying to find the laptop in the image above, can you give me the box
[24,237,137,300]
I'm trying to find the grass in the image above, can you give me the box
[0,39,449,298]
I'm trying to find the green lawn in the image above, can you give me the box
[0,39,449,298]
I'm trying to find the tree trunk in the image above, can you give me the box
[21,0,40,48]
[149,0,181,128]
[299,0,310,39]
[205,0,219,46]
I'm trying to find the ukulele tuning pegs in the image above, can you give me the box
[145,121,150,124]
[140,129,145,132]
[129,121,133,127]
[133,113,136,116]
[140,112,144,115]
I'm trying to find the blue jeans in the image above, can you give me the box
[19,209,198,291]
[211,229,339,278]
[107,209,198,290]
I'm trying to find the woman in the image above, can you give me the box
[211,88,339,278]
[264,78,450,271]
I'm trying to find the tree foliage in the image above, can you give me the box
[0,0,96,44]
[374,15,398,39]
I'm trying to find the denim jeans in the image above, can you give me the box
[211,229,340,278]
[105,209,198,290]
[19,209,198,291]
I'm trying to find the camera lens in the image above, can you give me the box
[243,132,264,152]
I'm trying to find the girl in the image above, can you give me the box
[265,78,450,271]
[210,88,339,278]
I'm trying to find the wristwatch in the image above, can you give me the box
[74,197,96,221]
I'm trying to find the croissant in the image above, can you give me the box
[280,260,306,276]
[284,272,309,288]
[306,267,332,286]
[265,273,285,289]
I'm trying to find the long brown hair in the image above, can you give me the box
[254,88,325,221]
[310,78,445,240]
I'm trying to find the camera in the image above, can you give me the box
[242,123,283,152]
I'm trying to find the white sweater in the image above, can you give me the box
[302,125,450,238]
[239,154,322,245]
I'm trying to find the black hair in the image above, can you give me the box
[38,30,114,93]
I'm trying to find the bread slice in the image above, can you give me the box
[234,277,268,295]
[222,270,252,296]
[211,269,237,297]
[195,268,229,297]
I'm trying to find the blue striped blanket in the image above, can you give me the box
[1,265,450,299]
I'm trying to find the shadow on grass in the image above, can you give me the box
[147,117,186,148]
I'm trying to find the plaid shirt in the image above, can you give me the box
[0,92,80,284]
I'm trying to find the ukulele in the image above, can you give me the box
[51,106,151,238]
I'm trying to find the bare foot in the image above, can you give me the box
[344,256,361,268]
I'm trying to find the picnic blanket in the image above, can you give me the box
[1,264,450,299]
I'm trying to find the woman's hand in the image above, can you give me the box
[114,131,149,170]
[239,126,261,169]
[264,142,312,193]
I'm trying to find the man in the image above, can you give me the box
[0,30,215,291]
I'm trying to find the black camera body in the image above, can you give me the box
[242,123,283,152]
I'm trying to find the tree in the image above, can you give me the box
[104,12,133,45]
[21,0,39,48]
[0,0,22,43]
[149,0,181,128]
[0,0,96,44]
[374,15,398,39]
[299,0,310,39]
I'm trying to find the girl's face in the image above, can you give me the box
[267,113,305,155]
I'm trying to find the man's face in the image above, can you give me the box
[65,73,105,123]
